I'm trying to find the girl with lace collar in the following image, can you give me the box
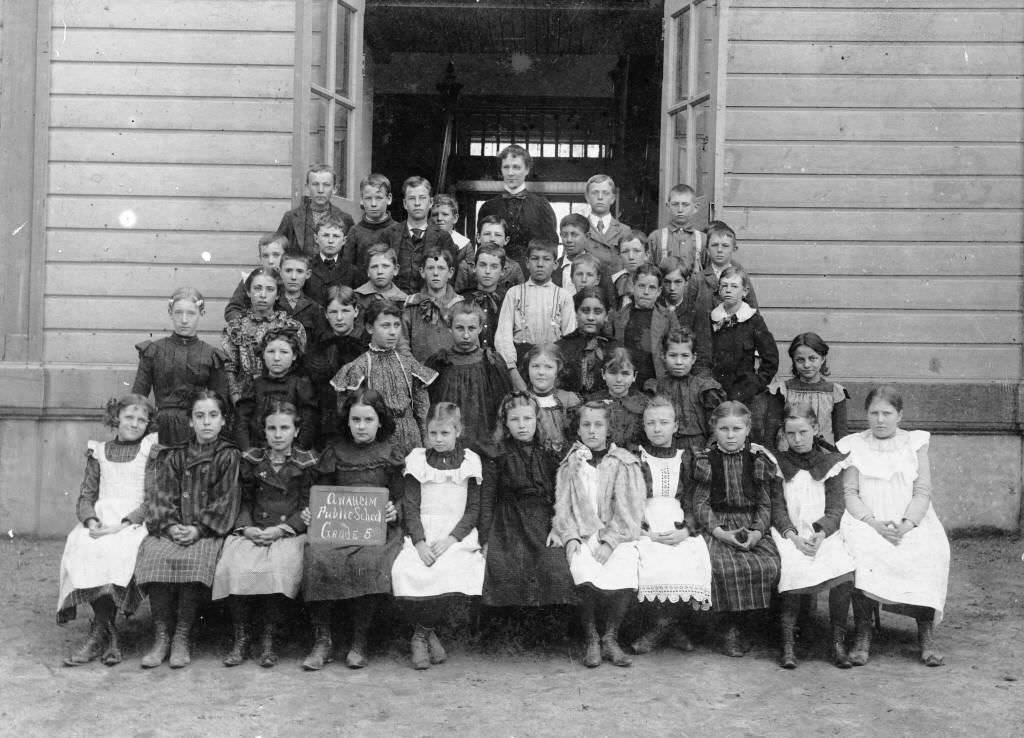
[631,396,713,656]
[391,403,486,670]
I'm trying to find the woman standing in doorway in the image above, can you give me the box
[477,144,558,273]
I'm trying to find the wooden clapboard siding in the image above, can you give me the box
[45,0,296,366]
[723,1,1023,391]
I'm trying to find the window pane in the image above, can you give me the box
[586,144,601,159]
[695,0,715,96]
[310,94,328,166]
[311,0,329,89]
[470,141,482,157]
[542,143,556,158]
[334,105,349,198]
[335,2,353,98]
[674,111,689,186]
[694,98,712,215]
[527,142,542,158]
[675,8,690,102]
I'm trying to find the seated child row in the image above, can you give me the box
[58,383,949,673]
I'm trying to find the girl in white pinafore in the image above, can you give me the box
[58,395,157,667]
[838,386,949,667]
[771,403,855,670]
[392,403,485,669]
[630,397,712,656]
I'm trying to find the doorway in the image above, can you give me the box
[363,1,664,235]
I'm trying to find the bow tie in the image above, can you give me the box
[502,190,527,200]
[418,299,445,326]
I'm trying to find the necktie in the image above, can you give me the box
[411,228,424,243]
[597,220,606,234]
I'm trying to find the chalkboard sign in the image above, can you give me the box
[308,486,388,546]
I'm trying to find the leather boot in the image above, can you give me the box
[140,621,171,669]
[64,619,107,666]
[832,626,852,669]
[849,593,873,667]
[168,621,193,668]
[302,624,333,671]
[223,622,251,667]
[780,622,797,669]
[426,629,447,665]
[100,621,122,666]
[346,598,374,669]
[631,617,672,655]
[258,624,278,668]
[721,622,744,658]
[410,625,430,670]
[917,619,944,667]
[583,622,602,668]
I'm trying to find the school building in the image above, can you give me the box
[1,0,1021,535]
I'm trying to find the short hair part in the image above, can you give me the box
[363,300,403,328]
[602,347,635,374]
[526,239,558,259]
[281,250,312,269]
[426,402,463,436]
[360,173,391,196]
[366,243,398,266]
[658,255,690,279]
[104,393,156,431]
[705,220,737,246]
[783,401,819,426]
[402,175,432,197]
[586,174,615,192]
[570,253,602,278]
[326,284,358,308]
[668,183,695,199]
[421,244,454,269]
[710,400,751,427]
[431,193,459,217]
[719,265,750,290]
[661,327,696,354]
[447,300,485,328]
[560,212,590,233]
[475,243,507,266]
[477,214,508,236]
[572,285,607,311]
[168,286,206,315]
[307,164,336,185]
[339,387,396,442]
[263,400,302,430]
[498,144,532,171]
[865,385,904,412]
[633,263,664,285]
[316,216,349,235]
[788,332,831,377]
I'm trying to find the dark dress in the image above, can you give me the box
[644,374,726,454]
[305,329,369,445]
[302,438,405,601]
[134,438,241,588]
[477,190,558,271]
[458,287,507,351]
[693,444,781,612]
[480,440,576,607]
[131,334,230,445]
[425,347,511,445]
[586,389,647,451]
[233,372,319,452]
[556,332,622,395]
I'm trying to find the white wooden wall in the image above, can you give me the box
[45,0,297,365]
[720,0,1023,384]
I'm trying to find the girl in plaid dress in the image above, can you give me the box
[693,401,781,657]
[134,390,241,669]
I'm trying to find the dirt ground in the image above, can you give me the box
[1,535,1021,738]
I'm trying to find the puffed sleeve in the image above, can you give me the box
[75,446,101,525]
[551,452,582,546]
[131,340,156,399]
[598,454,644,549]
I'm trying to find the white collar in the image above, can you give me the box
[526,279,553,288]
[590,213,611,227]
[504,184,527,196]
[710,302,756,324]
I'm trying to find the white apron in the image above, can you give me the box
[771,462,856,594]
[57,435,156,610]
[635,448,712,607]
[838,430,949,622]
[392,448,485,597]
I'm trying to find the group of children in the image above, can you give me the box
[56,159,950,675]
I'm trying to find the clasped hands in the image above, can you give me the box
[415,535,456,566]
[714,526,762,551]
[868,518,915,544]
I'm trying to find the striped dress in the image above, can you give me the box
[134,438,241,588]
[693,443,781,612]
